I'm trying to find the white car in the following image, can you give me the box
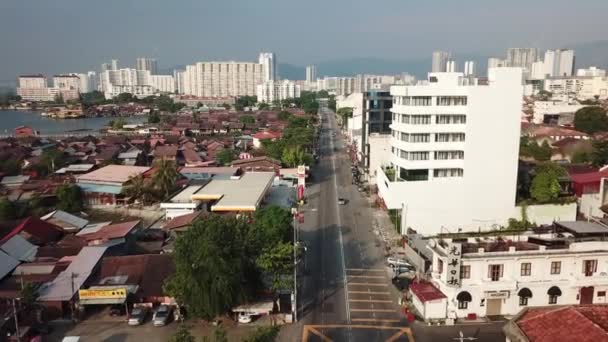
[387,257,412,268]
[238,313,252,324]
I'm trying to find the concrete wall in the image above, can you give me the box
[368,134,391,184]
[404,242,429,272]
[412,293,447,320]
[512,203,577,225]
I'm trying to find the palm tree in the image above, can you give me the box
[123,174,150,204]
[153,159,180,199]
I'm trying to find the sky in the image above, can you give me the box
[1,0,607,83]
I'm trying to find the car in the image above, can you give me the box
[338,198,347,205]
[393,264,414,275]
[392,277,409,291]
[128,307,148,326]
[238,313,253,324]
[386,257,411,268]
[152,305,172,327]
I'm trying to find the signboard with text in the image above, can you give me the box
[79,288,127,300]
[445,243,462,287]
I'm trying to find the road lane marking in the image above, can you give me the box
[308,327,334,342]
[301,325,415,342]
[348,291,391,295]
[351,318,401,323]
[347,275,385,279]
[386,329,409,342]
[346,268,385,272]
[349,299,393,303]
[347,283,389,287]
[350,308,397,313]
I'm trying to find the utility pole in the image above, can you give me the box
[293,212,298,322]
[12,298,20,342]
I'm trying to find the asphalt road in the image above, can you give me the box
[293,104,411,342]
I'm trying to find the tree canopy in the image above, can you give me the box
[56,184,84,212]
[530,163,567,203]
[519,136,552,161]
[216,149,235,166]
[152,159,180,199]
[573,106,608,134]
[591,140,608,167]
[240,115,256,124]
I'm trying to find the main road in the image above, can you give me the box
[287,103,412,342]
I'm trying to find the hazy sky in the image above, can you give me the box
[1,0,607,82]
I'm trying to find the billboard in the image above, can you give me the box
[78,288,127,300]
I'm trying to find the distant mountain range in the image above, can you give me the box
[278,40,608,80]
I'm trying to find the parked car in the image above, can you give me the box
[393,264,414,275]
[392,277,409,291]
[338,198,348,205]
[386,257,411,268]
[238,313,252,324]
[153,305,172,327]
[128,307,148,326]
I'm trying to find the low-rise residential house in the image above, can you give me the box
[117,149,143,166]
[0,217,63,246]
[41,210,89,233]
[252,131,282,149]
[0,234,38,262]
[163,211,204,234]
[14,126,36,137]
[93,146,120,165]
[419,222,608,321]
[190,172,275,212]
[1,175,30,188]
[231,156,281,173]
[568,168,608,218]
[182,148,203,166]
[78,220,141,250]
[76,165,151,205]
[179,167,240,181]
[54,164,96,175]
[522,124,589,144]
[153,145,178,162]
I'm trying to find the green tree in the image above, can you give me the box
[152,159,180,199]
[56,184,84,212]
[235,96,257,111]
[243,326,280,342]
[170,324,195,342]
[328,95,337,112]
[261,140,285,160]
[278,110,292,121]
[257,242,294,292]
[252,205,293,247]
[216,149,235,166]
[0,199,16,220]
[530,163,567,203]
[222,103,231,110]
[35,149,66,175]
[573,106,608,134]
[164,215,254,320]
[110,117,127,130]
[591,140,608,167]
[240,115,256,124]
[123,174,155,204]
[115,92,135,103]
[572,150,590,164]
[148,112,161,124]
[258,102,270,110]
[281,146,312,167]
[316,90,329,98]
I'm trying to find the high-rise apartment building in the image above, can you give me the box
[77,72,98,93]
[306,65,317,83]
[53,74,81,91]
[432,51,450,72]
[111,59,119,71]
[377,68,523,235]
[150,75,175,93]
[488,58,508,69]
[506,48,539,69]
[544,49,575,77]
[136,58,158,74]
[258,52,277,82]
[256,80,301,103]
[463,61,475,76]
[182,61,264,97]
[18,75,47,89]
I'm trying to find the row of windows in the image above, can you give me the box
[394,96,468,107]
[454,288,565,309]
[392,131,466,143]
[434,151,464,160]
[433,168,463,178]
[392,114,466,125]
[451,260,598,282]
[392,148,430,161]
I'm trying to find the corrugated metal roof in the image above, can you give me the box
[41,210,89,231]
[38,246,108,301]
[76,222,112,236]
[0,250,20,279]
[1,175,30,185]
[76,165,150,184]
[0,235,38,262]
[77,183,123,195]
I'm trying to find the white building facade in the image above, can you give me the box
[432,51,450,73]
[53,75,81,91]
[150,75,176,93]
[424,226,608,320]
[544,76,608,100]
[258,52,277,82]
[507,48,539,69]
[136,58,158,74]
[377,69,523,235]
[306,65,317,83]
[256,80,301,103]
[182,61,264,97]
[544,49,575,77]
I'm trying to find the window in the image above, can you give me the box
[435,133,466,142]
[434,151,464,160]
[550,261,561,275]
[457,292,472,309]
[458,301,468,309]
[400,168,429,181]
[400,133,409,142]
[433,168,464,178]
[521,263,531,276]
[410,115,431,125]
[436,115,467,124]
[400,150,408,159]
[436,96,468,106]
[584,260,598,277]
[410,134,430,143]
[519,297,528,306]
[438,259,444,274]
[549,295,558,304]
[488,264,503,281]
[599,291,606,297]
[409,152,429,161]
[403,96,432,106]
[401,115,410,124]
[460,265,470,279]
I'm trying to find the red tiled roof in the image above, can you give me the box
[409,281,446,303]
[154,145,178,159]
[79,220,140,242]
[164,211,203,231]
[182,148,202,164]
[569,170,608,185]
[253,131,282,140]
[517,305,608,342]
[0,217,63,245]
[528,125,588,138]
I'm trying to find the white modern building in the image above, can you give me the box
[17,75,79,101]
[256,80,301,103]
[463,61,475,76]
[174,70,186,94]
[18,75,47,89]
[544,49,575,77]
[306,65,317,84]
[53,75,81,91]
[577,67,606,77]
[544,76,608,100]
[258,52,277,82]
[136,57,158,74]
[77,72,98,93]
[182,59,265,97]
[432,51,450,73]
[487,58,508,71]
[507,48,539,69]
[150,75,175,93]
[532,100,587,124]
[100,68,152,98]
[377,68,523,235]
[420,221,608,320]
[105,85,154,99]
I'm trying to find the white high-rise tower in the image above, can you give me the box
[259,52,277,82]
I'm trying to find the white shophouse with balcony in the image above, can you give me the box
[418,221,608,321]
[377,69,524,235]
